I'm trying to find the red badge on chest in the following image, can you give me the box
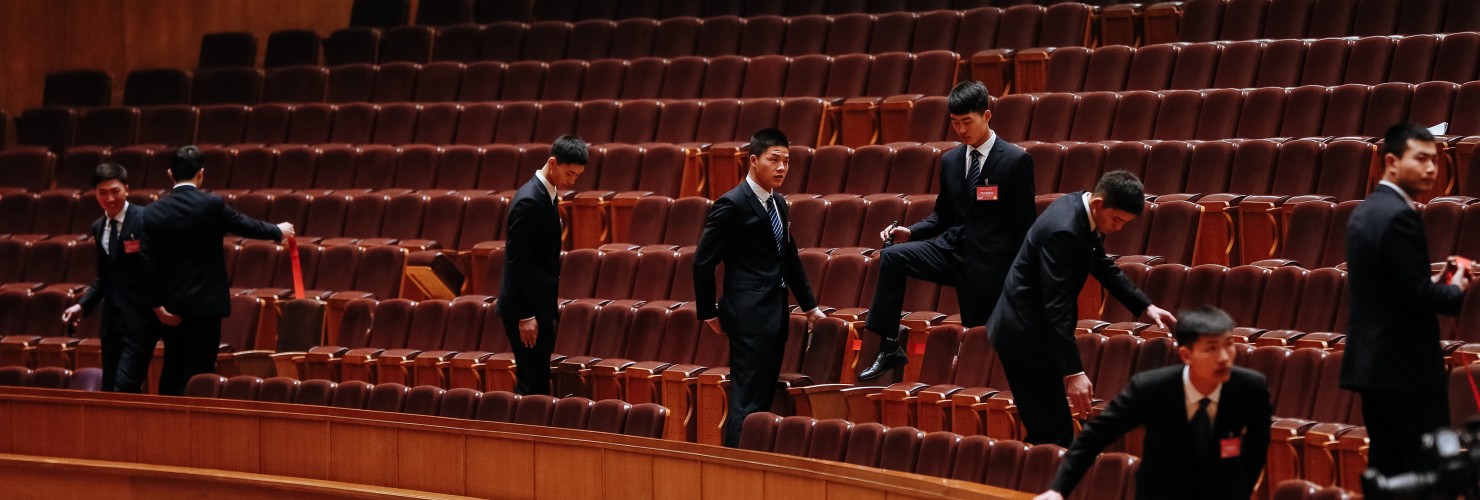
[1220,437,1241,458]
[975,185,999,201]
[123,240,141,254]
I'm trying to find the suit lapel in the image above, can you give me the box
[978,140,1008,187]
[741,183,769,222]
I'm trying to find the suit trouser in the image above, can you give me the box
[1360,389,1448,478]
[863,239,961,339]
[158,315,222,396]
[502,315,557,396]
[997,338,1075,447]
[100,312,158,393]
[725,326,788,448]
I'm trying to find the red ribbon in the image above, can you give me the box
[1465,361,1480,415]
[287,236,305,299]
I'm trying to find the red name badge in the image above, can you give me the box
[1220,437,1241,459]
[123,240,141,254]
[976,185,1000,201]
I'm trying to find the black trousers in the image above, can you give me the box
[158,315,222,396]
[997,338,1076,447]
[502,314,557,396]
[724,326,788,448]
[1360,389,1449,479]
[863,238,961,339]
[100,311,158,393]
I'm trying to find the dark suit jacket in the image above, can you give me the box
[908,137,1036,262]
[497,176,563,323]
[78,203,159,336]
[142,185,282,318]
[1341,183,1464,393]
[694,182,818,337]
[987,192,1151,376]
[1050,366,1272,500]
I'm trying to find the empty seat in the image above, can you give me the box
[123,69,192,106]
[258,377,300,403]
[221,375,263,400]
[366,383,409,412]
[264,30,321,68]
[402,385,445,415]
[415,0,473,25]
[192,68,262,105]
[199,32,257,69]
[324,28,381,66]
[183,373,225,398]
[350,0,409,28]
[379,26,435,63]
[43,70,112,107]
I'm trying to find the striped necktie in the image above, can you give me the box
[967,149,984,187]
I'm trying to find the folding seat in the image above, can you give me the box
[646,17,698,58]
[1349,0,1403,36]
[495,61,546,102]
[238,105,289,147]
[121,68,191,107]
[1362,83,1413,137]
[1060,92,1117,144]
[510,393,556,425]
[1142,141,1193,196]
[1150,91,1203,141]
[840,422,887,467]
[1037,47,1092,94]
[1173,0,1225,43]
[217,375,262,401]
[323,28,380,67]
[537,60,586,102]
[873,426,926,472]
[823,13,874,55]
[1344,36,1395,86]
[1212,0,1265,40]
[252,377,299,403]
[1246,40,1307,89]
[259,30,322,69]
[1019,93,1075,144]
[1314,140,1373,202]
[1269,85,1327,140]
[42,70,111,107]
[1234,87,1287,139]
[133,106,198,147]
[1058,143,1108,194]
[1168,43,1220,91]
[369,62,419,103]
[952,6,1001,56]
[732,15,785,57]
[1209,41,1262,89]
[1295,38,1350,88]
[196,32,257,70]
[0,149,55,193]
[474,145,521,191]
[449,65,502,104]
[406,62,461,102]
[663,197,711,246]
[571,61,625,102]
[368,103,419,146]
[323,64,377,104]
[182,373,224,397]
[23,367,69,389]
[329,103,379,144]
[191,68,263,106]
[359,382,408,412]
[378,26,434,64]
[1318,84,1369,137]
[513,21,569,62]
[776,15,830,57]
[259,66,327,104]
[1108,91,1159,142]
[866,13,916,54]
[1388,35,1440,85]
[413,0,472,25]
[467,391,519,422]
[1259,0,1313,39]
[1305,0,1358,37]
[1185,88,1241,142]
[1124,45,1178,91]
[547,396,592,429]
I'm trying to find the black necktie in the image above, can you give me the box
[108,219,121,257]
[967,149,984,187]
[1191,397,1213,462]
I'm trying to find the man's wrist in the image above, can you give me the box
[1063,371,1085,380]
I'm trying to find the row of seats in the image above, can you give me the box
[181,373,668,438]
[1146,0,1480,46]
[317,5,1089,66]
[1271,480,1354,500]
[1252,196,1480,270]
[1013,33,1480,95]
[14,97,828,155]
[737,412,1141,499]
[414,0,1083,25]
[0,366,102,391]
[90,52,959,108]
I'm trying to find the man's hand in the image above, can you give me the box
[154,306,182,327]
[1065,372,1094,416]
[277,222,295,239]
[705,318,726,336]
[879,225,911,244]
[1032,490,1065,500]
[1455,271,1471,291]
[61,304,83,326]
[804,308,826,329]
[1144,304,1177,330]
[518,317,538,348]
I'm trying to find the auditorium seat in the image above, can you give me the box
[366,382,409,412]
[401,385,445,416]
[324,28,380,66]
[28,367,69,389]
[258,377,300,403]
[739,412,783,451]
[192,68,263,105]
[16,107,78,153]
[350,0,408,28]
[622,403,668,438]
[261,66,328,104]
[415,0,472,26]
[264,30,321,68]
[221,375,264,401]
[43,69,111,107]
[0,150,56,193]
[513,394,557,425]
[123,69,192,106]
[184,373,226,398]
[197,31,257,70]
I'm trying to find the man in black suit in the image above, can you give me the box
[1033,306,1272,500]
[61,163,159,393]
[694,128,826,447]
[987,170,1177,447]
[1342,123,1468,480]
[142,146,293,396]
[497,135,588,396]
[858,80,1037,380]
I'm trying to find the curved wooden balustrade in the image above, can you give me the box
[0,387,1030,499]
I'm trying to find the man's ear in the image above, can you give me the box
[1176,346,1193,365]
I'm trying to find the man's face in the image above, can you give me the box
[949,111,992,148]
[1089,196,1139,234]
[547,159,586,190]
[749,146,790,191]
[1178,333,1236,387]
[93,179,128,218]
[1385,139,1438,198]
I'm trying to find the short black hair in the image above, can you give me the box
[1173,306,1235,347]
[748,128,789,157]
[948,80,990,115]
[169,145,204,181]
[92,162,129,188]
[550,135,589,165]
[1382,122,1436,158]
[1094,170,1146,215]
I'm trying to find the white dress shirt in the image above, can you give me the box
[965,133,998,182]
[1378,179,1416,209]
[1183,365,1224,422]
[534,170,558,204]
[101,201,130,255]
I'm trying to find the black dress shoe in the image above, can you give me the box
[858,345,907,381]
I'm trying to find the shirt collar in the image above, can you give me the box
[1081,192,1097,233]
[109,201,130,224]
[972,132,997,158]
[534,170,558,203]
[745,175,774,205]
[1182,365,1224,409]
[1378,180,1416,208]
[173,181,197,190]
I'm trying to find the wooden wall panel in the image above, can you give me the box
[0,0,353,138]
[192,413,263,473]
[259,418,332,479]
[135,407,193,467]
[465,435,535,498]
[397,429,467,495]
[80,405,142,463]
